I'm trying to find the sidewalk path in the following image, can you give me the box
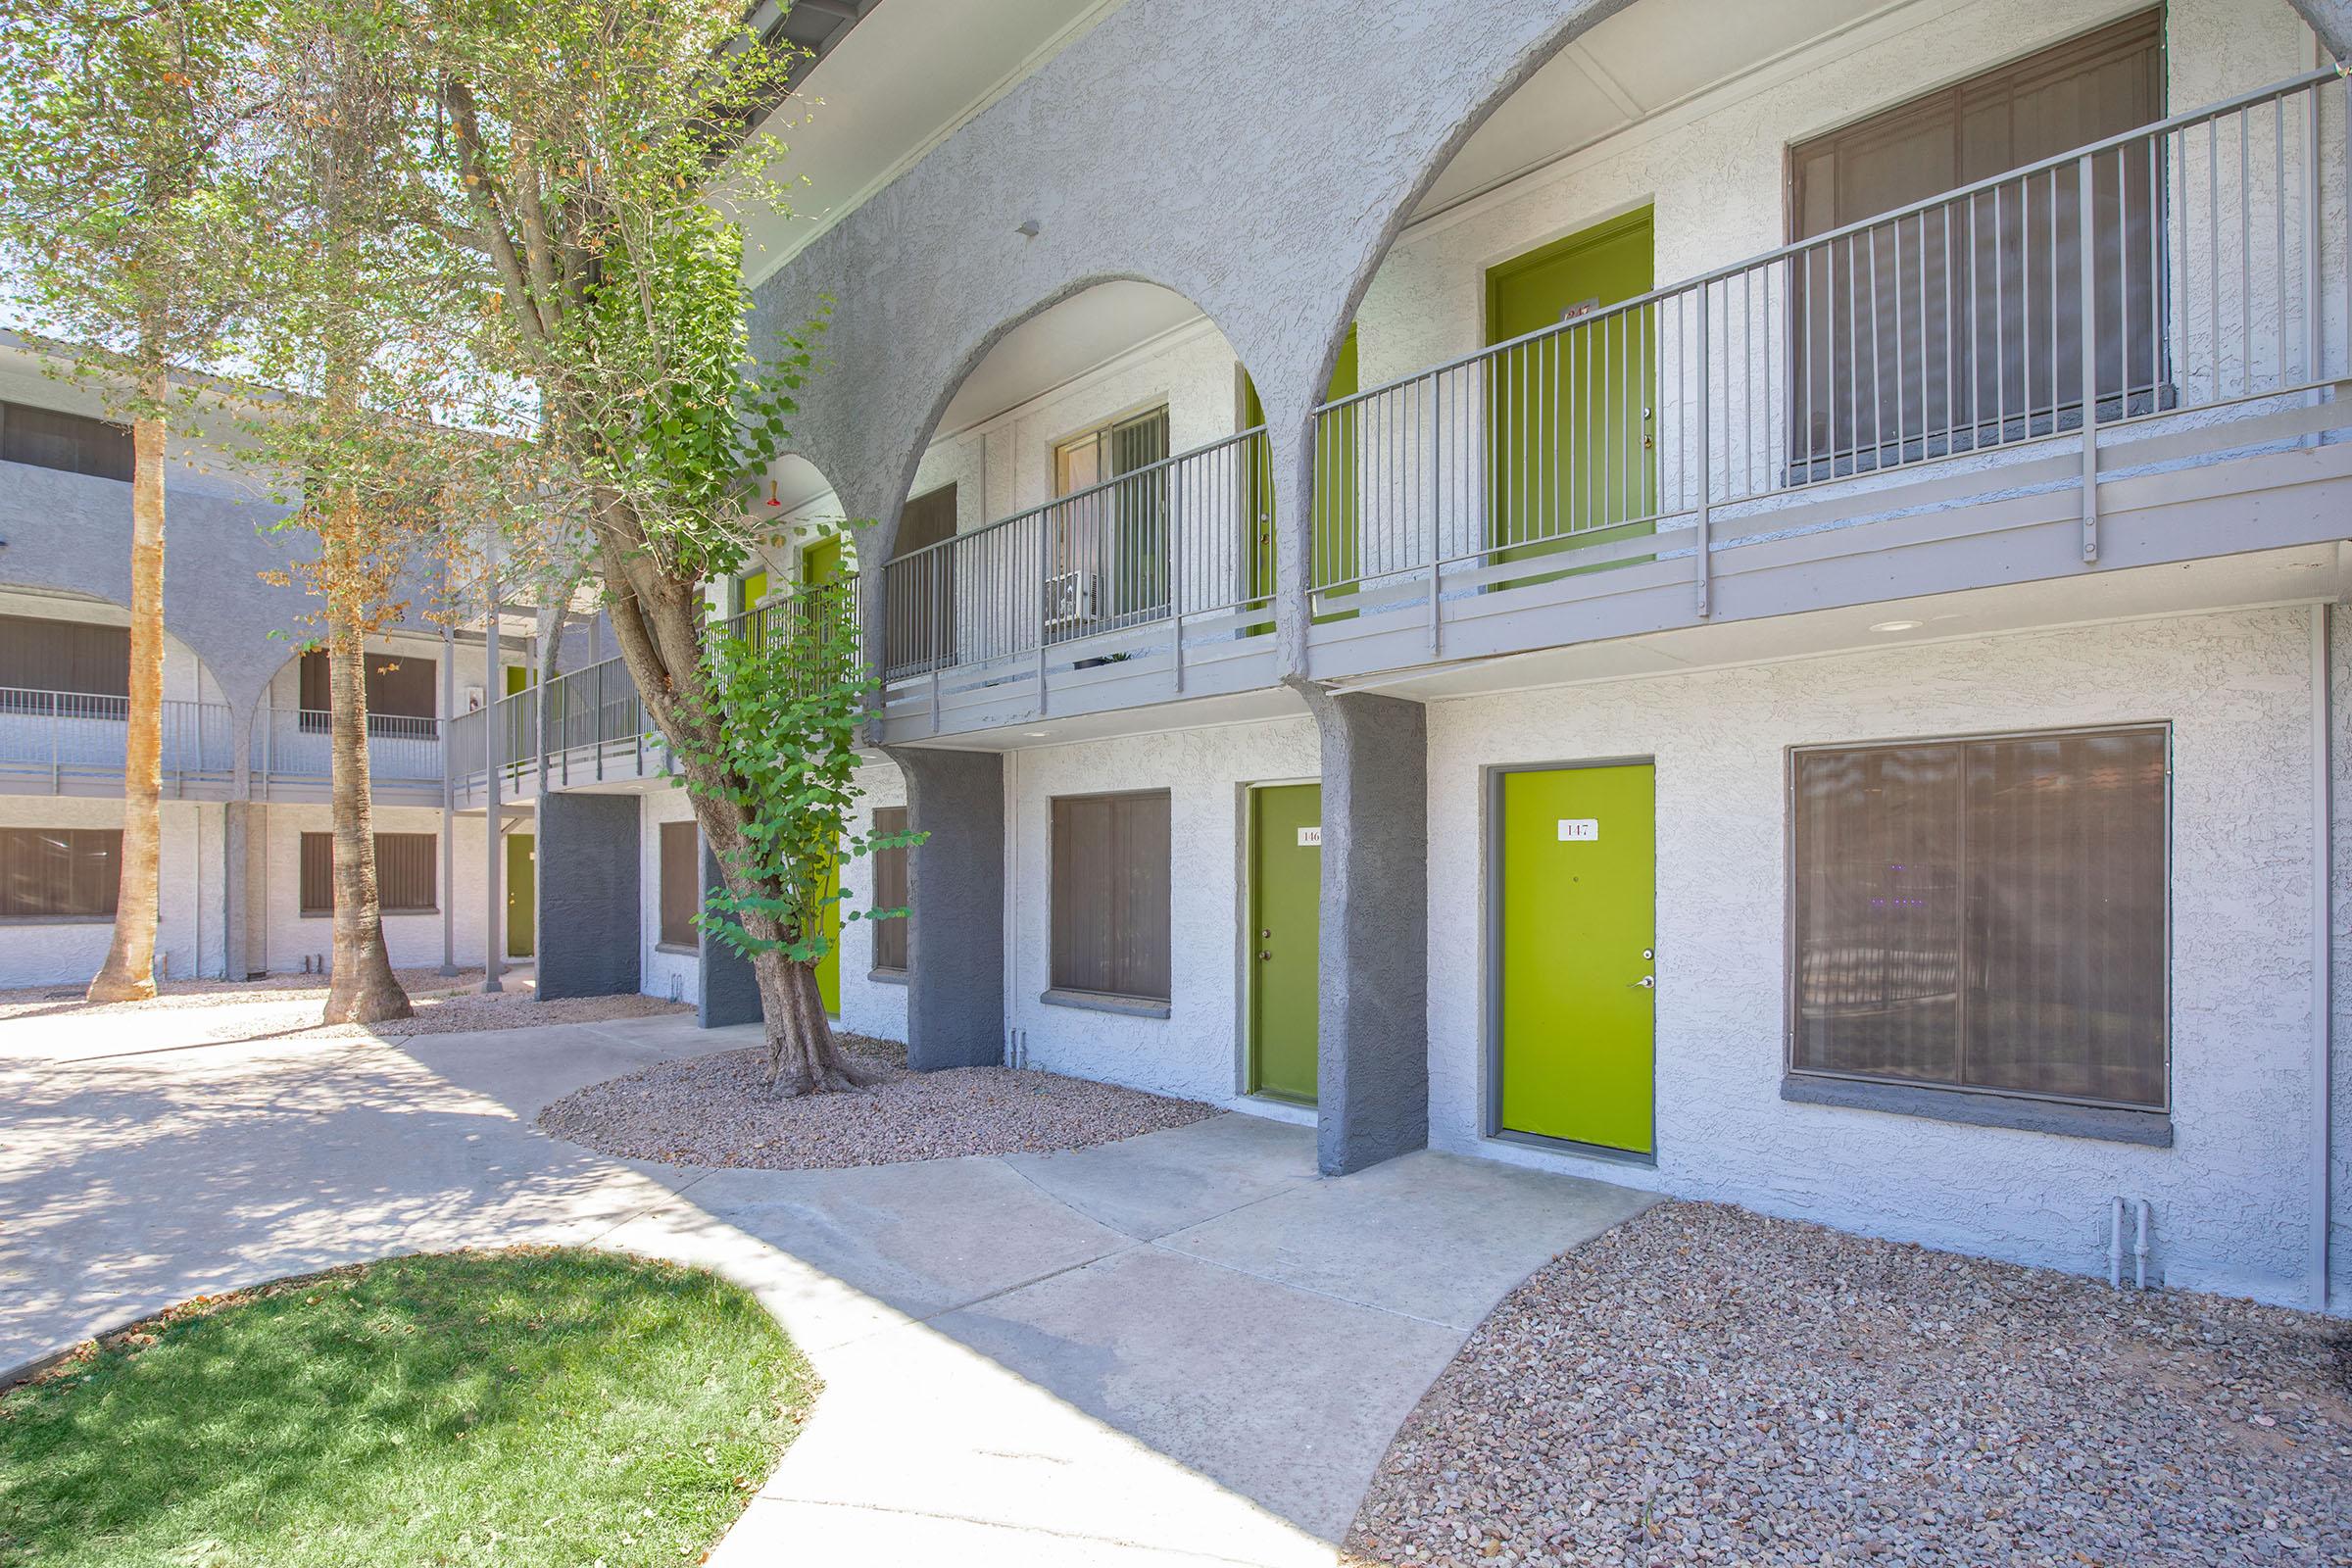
[0,1001,1651,1565]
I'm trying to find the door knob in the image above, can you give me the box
[1258,951,1272,961]
[1630,975,1655,989]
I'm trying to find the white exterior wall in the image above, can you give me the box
[0,589,225,707]
[628,755,910,1043]
[1006,713,1319,1107]
[252,802,486,975]
[834,756,911,1043]
[0,795,225,988]
[1356,0,2320,391]
[639,780,701,1004]
[1423,605,2326,1305]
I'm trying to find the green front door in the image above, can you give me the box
[506,832,535,959]
[1243,327,1356,617]
[1496,763,1654,1153]
[814,851,841,1017]
[1486,209,1656,573]
[1248,783,1320,1103]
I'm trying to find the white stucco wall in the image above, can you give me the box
[0,795,224,988]
[639,780,702,1004]
[1422,604,2326,1306]
[1005,712,1320,1106]
[835,756,911,1043]
[252,801,486,975]
[628,756,910,1043]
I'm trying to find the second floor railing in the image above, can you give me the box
[877,427,1273,683]
[0,687,235,781]
[1311,67,2350,605]
[259,707,443,782]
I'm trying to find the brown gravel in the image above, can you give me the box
[1347,1201,2352,1568]
[538,1037,1219,1170]
[0,968,689,1044]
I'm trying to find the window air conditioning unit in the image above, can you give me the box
[1044,570,1099,626]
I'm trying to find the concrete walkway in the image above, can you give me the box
[0,1000,1653,1565]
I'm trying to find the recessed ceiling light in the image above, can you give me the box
[1870,618,1923,633]
[1023,730,1049,738]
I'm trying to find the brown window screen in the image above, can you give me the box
[870,806,909,972]
[0,827,121,918]
[297,651,438,718]
[884,482,957,680]
[300,831,437,915]
[1787,10,2165,477]
[1050,790,1171,1002]
[0,401,133,481]
[0,614,130,701]
[659,819,700,949]
[1789,725,2168,1110]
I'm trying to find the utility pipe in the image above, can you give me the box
[483,568,504,995]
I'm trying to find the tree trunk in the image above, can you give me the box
[753,948,871,1096]
[320,602,412,1024]
[88,396,168,1003]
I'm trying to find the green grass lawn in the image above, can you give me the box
[0,1248,814,1568]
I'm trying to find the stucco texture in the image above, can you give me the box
[1005,712,1319,1105]
[1424,605,2327,1306]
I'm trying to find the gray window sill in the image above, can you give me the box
[0,913,114,926]
[1781,1073,2172,1148]
[1041,987,1170,1020]
[654,942,696,956]
[867,968,908,986]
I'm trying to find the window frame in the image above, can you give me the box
[1782,721,2173,1117]
[299,830,438,916]
[1047,787,1173,1008]
[0,827,122,921]
[658,818,700,953]
[868,805,909,976]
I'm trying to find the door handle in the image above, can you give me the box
[1629,975,1655,989]
[1258,952,1272,961]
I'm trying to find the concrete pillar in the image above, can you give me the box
[697,837,763,1028]
[1302,685,1429,1176]
[221,800,249,981]
[534,790,642,1000]
[883,745,1005,1070]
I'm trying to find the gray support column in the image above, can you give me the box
[2328,599,2349,1315]
[534,790,642,1000]
[482,580,504,993]
[697,837,763,1028]
[221,800,249,982]
[1301,686,1429,1176]
[439,617,459,975]
[883,745,1005,1070]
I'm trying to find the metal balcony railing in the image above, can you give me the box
[1311,68,2350,613]
[258,707,444,782]
[877,427,1273,683]
[0,687,235,787]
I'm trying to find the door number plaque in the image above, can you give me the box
[1557,818,1600,842]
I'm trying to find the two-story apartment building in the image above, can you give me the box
[35,0,2343,1314]
[0,333,556,988]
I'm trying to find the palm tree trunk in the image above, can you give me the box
[321,602,411,1024]
[88,392,168,1003]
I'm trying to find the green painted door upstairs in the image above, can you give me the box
[1249,783,1320,1103]
[1486,208,1656,574]
[1242,327,1356,613]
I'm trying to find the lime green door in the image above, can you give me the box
[814,851,841,1017]
[1486,209,1656,571]
[506,832,535,958]
[1496,763,1655,1153]
[1242,328,1356,615]
[800,535,841,587]
[1249,783,1321,1102]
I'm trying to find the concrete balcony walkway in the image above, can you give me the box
[0,1004,1652,1564]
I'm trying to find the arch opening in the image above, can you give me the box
[0,583,234,786]
[874,278,1278,689]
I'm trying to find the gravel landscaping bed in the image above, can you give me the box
[1347,1201,2351,1568]
[539,1037,1219,1169]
